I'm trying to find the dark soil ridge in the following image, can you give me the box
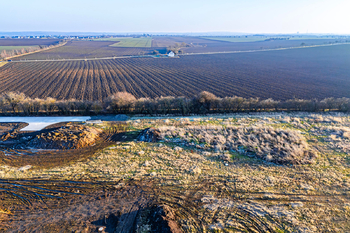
[1,177,347,232]
[0,123,101,150]
[0,127,137,169]
[0,179,182,233]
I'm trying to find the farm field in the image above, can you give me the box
[10,41,156,60]
[0,39,60,46]
[202,35,350,43]
[0,46,36,51]
[182,38,345,54]
[202,36,270,42]
[1,44,350,101]
[151,36,222,47]
[95,37,153,47]
[10,36,345,61]
[0,39,63,60]
[152,36,345,54]
[288,36,349,40]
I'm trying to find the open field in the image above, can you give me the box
[0,39,60,46]
[95,37,153,47]
[9,36,345,61]
[1,44,350,101]
[151,36,346,54]
[10,40,156,60]
[288,36,350,40]
[1,113,350,232]
[151,36,222,47]
[0,46,36,51]
[203,36,269,42]
[0,39,64,61]
[183,38,345,54]
[0,62,7,68]
[203,36,350,43]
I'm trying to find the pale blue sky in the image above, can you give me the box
[3,0,349,34]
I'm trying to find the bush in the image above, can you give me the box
[105,92,136,114]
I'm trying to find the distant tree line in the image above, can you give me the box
[0,91,349,116]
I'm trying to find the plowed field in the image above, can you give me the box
[1,44,349,101]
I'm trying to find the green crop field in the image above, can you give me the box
[94,37,152,47]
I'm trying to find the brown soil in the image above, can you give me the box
[1,123,101,150]
[0,122,135,169]
[0,179,182,233]
[28,124,102,150]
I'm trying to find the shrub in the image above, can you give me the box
[105,92,136,114]
[156,126,317,165]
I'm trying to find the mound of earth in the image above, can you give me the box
[140,126,317,165]
[27,124,102,149]
[137,127,161,142]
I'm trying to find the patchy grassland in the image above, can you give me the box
[94,37,153,47]
[1,113,350,232]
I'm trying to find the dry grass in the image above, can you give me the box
[1,112,350,232]
[157,125,316,165]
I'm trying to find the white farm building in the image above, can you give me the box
[168,51,175,57]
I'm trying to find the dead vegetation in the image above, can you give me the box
[155,125,316,165]
[0,113,350,232]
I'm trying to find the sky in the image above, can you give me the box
[2,0,350,34]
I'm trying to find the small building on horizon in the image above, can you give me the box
[168,51,175,57]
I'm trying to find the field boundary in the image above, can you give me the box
[7,42,350,63]
[2,42,67,61]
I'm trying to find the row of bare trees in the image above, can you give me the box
[0,91,349,116]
